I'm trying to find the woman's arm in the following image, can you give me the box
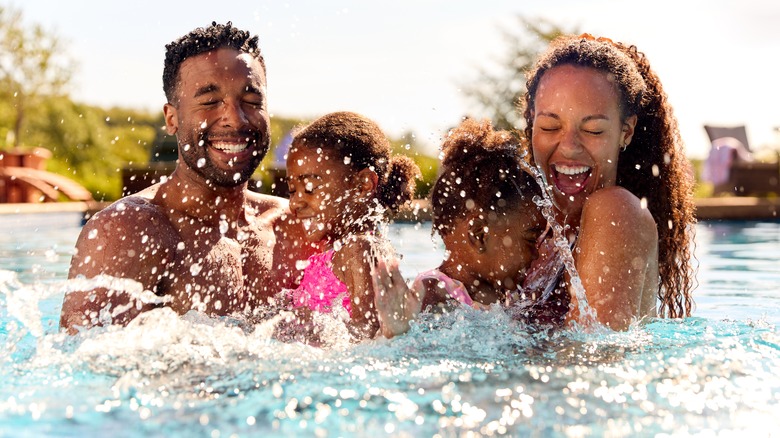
[571,186,659,330]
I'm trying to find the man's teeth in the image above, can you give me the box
[555,165,590,175]
[211,142,248,153]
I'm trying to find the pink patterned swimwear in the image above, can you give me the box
[411,269,474,306]
[289,250,351,315]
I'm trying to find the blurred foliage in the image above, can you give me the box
[461,17,576,132]
[0,6,440,202]
[0,5,74,148]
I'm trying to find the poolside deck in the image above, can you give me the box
[0,197,778,222]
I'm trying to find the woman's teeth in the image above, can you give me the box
[555,165,590,175]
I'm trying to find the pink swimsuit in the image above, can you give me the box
[289,250,352,315]
[411,269,474,306]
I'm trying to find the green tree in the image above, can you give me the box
[461,17,576,131]
[0,5,74,148]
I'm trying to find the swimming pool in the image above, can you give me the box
[1,213,779,436]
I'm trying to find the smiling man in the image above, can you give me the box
[60,22,315,333]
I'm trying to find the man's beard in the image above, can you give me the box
[179,129,270,188]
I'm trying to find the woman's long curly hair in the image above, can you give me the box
[521,34,696,319]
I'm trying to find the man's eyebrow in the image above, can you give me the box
[194,84,219,98]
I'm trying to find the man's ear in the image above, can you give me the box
[163,103,178,135]
[467,215,488,254]
[356,168,379,195]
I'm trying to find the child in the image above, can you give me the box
[283,111,420,341]
[373,118,555,338]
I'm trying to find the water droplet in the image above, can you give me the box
[190,263,202,276]
[177,242,186,251]
[200,121,207,129]
[141,235,149,244]
[219,219,229,235]
[343,156,352,165]
[87,229,98,239]
[45,249,58,262]
[197,158,206,168]
[184,144,191,151]
[233,172,241,181]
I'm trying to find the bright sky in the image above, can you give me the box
[10,0,780,159]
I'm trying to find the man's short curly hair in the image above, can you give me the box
[163,21,265,103]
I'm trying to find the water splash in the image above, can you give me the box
[520,162,599,327]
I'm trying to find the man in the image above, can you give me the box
[60,22,315,334]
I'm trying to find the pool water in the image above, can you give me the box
[1,214,779,436]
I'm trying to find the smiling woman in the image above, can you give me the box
[521,34,696,330]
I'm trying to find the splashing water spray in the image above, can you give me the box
[518,154,599,328]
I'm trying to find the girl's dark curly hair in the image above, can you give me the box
[292,111,420,215]
[432,118,542,236]
[163,21,265,104]
[521,34,696,319]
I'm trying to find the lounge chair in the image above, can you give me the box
[703,125,779,196]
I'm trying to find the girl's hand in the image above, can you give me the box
[372,258,422,339]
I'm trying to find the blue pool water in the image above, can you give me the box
[1,213,780,436]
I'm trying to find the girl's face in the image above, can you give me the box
[287,145,362,243]
[479,206,546,291]
[531,64,636,220]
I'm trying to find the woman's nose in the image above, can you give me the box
[559,129,583,156]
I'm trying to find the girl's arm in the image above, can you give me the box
[332,237,383,340]
[372,258,422,338]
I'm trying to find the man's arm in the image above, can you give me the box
[60,200,177,334]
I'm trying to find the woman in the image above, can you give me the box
[521,34,696,329]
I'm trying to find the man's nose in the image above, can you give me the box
[220,100,248,127]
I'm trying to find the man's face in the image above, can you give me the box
[163,47,271,187]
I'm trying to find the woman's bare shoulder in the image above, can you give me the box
[583,186,656,231]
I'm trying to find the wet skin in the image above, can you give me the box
[531,64,658,329]
[286,145,383,339]
[60,48,315,334]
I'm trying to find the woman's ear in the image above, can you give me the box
[163,103,178,135]
[356,168,379,195]
[622,114,638,146]
[467,215,488,255]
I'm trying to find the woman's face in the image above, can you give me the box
[531,64,636,220]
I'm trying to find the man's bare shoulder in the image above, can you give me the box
[92,192,168,223]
